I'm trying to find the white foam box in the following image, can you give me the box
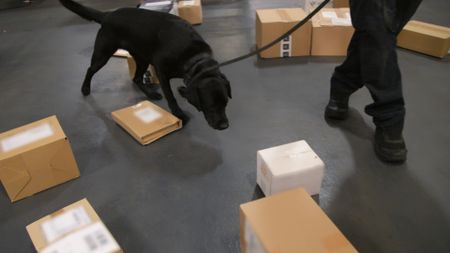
[257,140,324,196]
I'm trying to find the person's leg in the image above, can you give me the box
[394,0,423,34]
[361,31,404,130]
[357,0,421,163]
[325,0,378,120]
[325,31,364,119]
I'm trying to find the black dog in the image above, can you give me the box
[59,0,231,130]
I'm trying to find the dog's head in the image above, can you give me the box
[179,74,231,130]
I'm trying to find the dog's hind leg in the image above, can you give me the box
[81,29,117,96]
[132,57,162,100]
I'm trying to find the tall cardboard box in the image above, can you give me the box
[240,188,358,253]
[256,8,312,58]
[178,0,203,25]
[311,8,354,56]
[26,198,122,253]
[112,101,182,145]
[0,116,80,202]
[333,0,349,8]
[397,20,450,58]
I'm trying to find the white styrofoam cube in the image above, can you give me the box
[256,140,324,196]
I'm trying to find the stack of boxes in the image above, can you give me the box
[240,140,358,253]
[256,6,353,58]
[256,2,449,59]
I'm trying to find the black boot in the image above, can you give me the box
[374,126,407,164]
[325,97,349,120]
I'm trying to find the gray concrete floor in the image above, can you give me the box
[1,0,449,252]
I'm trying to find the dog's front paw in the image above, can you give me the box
[174,111,190,125]
[81,86,91,96]
[146,91,163,101]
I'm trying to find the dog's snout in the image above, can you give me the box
[216,121,229,130]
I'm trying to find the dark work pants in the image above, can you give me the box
[331,0,422,129]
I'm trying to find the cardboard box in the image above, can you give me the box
[112,101,182,145]
[140,0,178,15]
[311,8,354,56]
[0,116,80,202]
[304,0,333,13]
[256,8,312,58]
[257,140,324,196]
[397,20,450,58]
[26,198,122,253]
[126,56,160,84]
[178,0,203,25]
[240,188,358,253]
[333,0,349,8]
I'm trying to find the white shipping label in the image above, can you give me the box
[181,0,195,6]
[244,220,267,253]
[1,123,54,153]
[322,11,338,19]
[41,206,92,243]
[41,222,120,253]
[143,1,172,7]
[134,107,162,123]
[331,17,352,26]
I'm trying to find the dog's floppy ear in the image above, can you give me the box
[178,86,201,111]
[179,86,201,111]
[189,88,202,111]
[220,74,232,99]
[226,81,232,99]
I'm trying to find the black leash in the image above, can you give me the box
[218,0,331,67]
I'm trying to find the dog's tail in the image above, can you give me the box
[59,0,106,23]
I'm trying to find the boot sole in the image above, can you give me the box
[374,143,407,164]
[325,107,348,120]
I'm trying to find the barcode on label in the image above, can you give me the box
[41,222,120,253]
[41,206,92,243]
[1,123,54,153]
[280,35,292,58]
[134,107,162,123]
[84,229,110,251]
